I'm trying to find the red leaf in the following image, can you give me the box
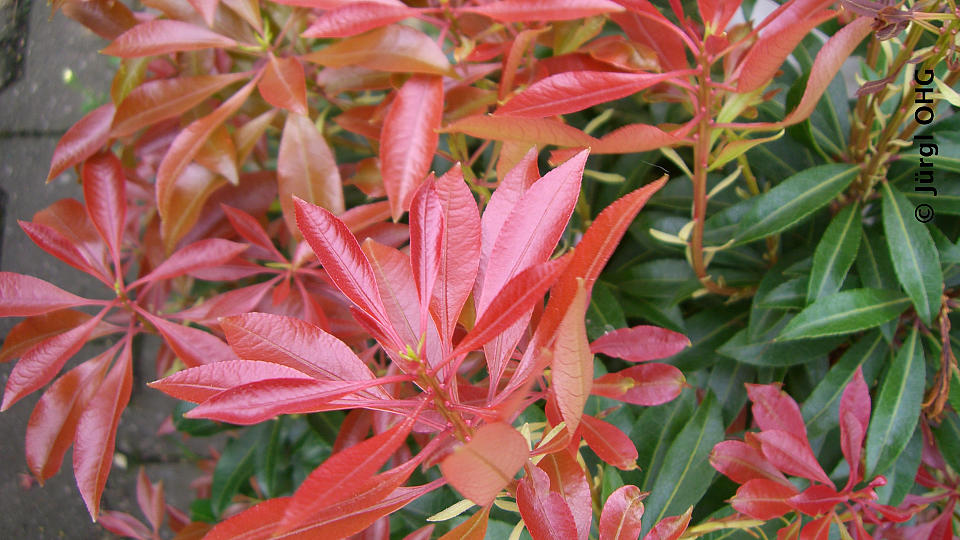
[590,325,690,362]
[735,1,835,93]
[73,341,132,519]
[132,238,247,286]
[463,0,623,22]
[148,359,311,403]
[221,205,285,260]
[708,440,790,486]
[746,383,810,442]
[839,367,869,486]
[409,179,443,329]
[798,515,831,540]
[539,452,593,540]
[643,507,692,540]
[698,0,739,32]
[610,3,688,72]
[591,363,685,406]
[498,71,688,118]
[47,104,115,181]
[185,377,399,424]
[98,511,153,539]
[136,468,165,533]
[294,198,395,341]
[81,151,126,266]
[788,484,844,517]
[302,2,418,38]
[581,414,638,471]
[193,124,239,184]
[58,0,138,40]
[438,507,488,540]
[755,430,834,487]
[157,165,226,255]
[278,113,345,235]
[406,524,437,540]
[432,165,480,345]
[499,27,550,102]
[301,25,452,75]
[440,422,528,506]
[0,272,96,317]
[0,310,109,364]
[25,345,113,482]
[503,176,666,400]
[101,19,239,58]
[203,496,291,540]
[551,279,592,432]
[140,311,237,367]
[452,256,569,358]
[220,313,386,396]
[361,240,424,352]
[380,75,443,219]
[171,281,274,326]
[600,485,645,540]
[730,479,797,520]
[517,465,579,540]
[590,124,683,154]
[277,415,417,532]
[18,220,111,284]
[1,311,105,411]
[111,72,248,137]
[259,55,308,115]
[441,115,597,147]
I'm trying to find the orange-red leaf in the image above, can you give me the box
[591,363,685,406]
[111,72,248,137]
[73,342,132,519]
[463,0,623,22]
[301,25,451,75]
[147,359,311,403]
[440,422,528,506]
[551,279,592,432]
[380,75,443,219]
[439,506,489,540]
[709,440,790,486]
[441,115,597,147]
[582,414,638,471]
[140,311,237,367]
[642,506,692,540]
[259,55,308,115]
[599,485,645,540]
[47,104,115,181]
[517,465,579,540]
[755,430,833,487]
[590,325,690,362]
[132,238,247,285]
[81,151,126,265]
[591,124,683,154]
[539,452,592,540]
[278,113,345,235]
[0,273,97,318]
[102,19,239,58]
[302,2,418,38]
[839,367,869,486]
[730,478,798,520]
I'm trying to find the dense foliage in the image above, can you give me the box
[2,0,959,538]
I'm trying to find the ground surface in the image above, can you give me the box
[0,3,198,538]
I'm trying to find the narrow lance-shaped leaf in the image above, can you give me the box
[73,340,132,520]
[582,414,639,471]
[778,288,910,340]
[881,182,943,325]
[839,367,870,487]
[0,272,98,317]
[865,325,925,478]
[0,310,105,364]
[599,485,645,540]
[302,25,451,75]
[462,0,623,22]
[131,238,247,286]
[590,325,690,362]
[101,19,239,57]
[807,202,862,304]
[440,422,528,506]
[438,506,488,540]
[409,179,444,333]
[302,2,418,38]
[47,104,115,181]
[111,72,248,137]
[278,113,345,235]
[735,164,859,245]
[147,359,312,403]
[592,363,685,406]
[441,115,597,147]
[81,151,127,269]
[730,479,797,521]
[551,279,592,432]
[380,74,443,220]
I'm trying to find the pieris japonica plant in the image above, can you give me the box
[3,0,960,538]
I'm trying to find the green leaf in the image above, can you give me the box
[172,402,238,437]
[864,326,925,478]
[778,289,910,340]
[632,389,696,492]
[585,281,626,340]
[932,410,960,476]
[211,424,265,516]
[619,259,700,304]
[256,418,283,498]
[801,331,887,439]
[930,225,960,264]
[718,324,843,367]
[707,359,755,423]
[665,307,746,372]
[856,229,899,291]
[881,182,943,325]
[734,164,859,244]
[757,278,807,309]
[875,427,922,506]
[807,202,862,303]
[619,296,685,334]
[640,391,723,537]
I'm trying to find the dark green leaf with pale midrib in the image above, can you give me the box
[778,288,910,340]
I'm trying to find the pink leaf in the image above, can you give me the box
[755,430,834,487]
[839,367,870,486]
[591,363,685,406]
[788,484,845,517]
[258,54,309,115]
[380,74,443,219]
[147,359,312,403]
[709,440,790,486]
[101,19,239,58]
[440,422,528,506]
[590,325,690,362]
[538,452,592,540]
[746,383,810,442]
[591,123,683,154]
[0,272,96,317]
[409,179,444,331]
[47,104,115,181]
[81,151,126,266]
[140,311,237,367]
[135,468,165,533]
[642,506,692,540]
[731,479,797,520]
[551,279,591,432]
[278,113,345,235]
[441,115,597,147]
[599,485,645,540]
[302,2,418,38]
[582,414,638,471]
[516,465,579,540]
[463,0,623,22]
[132,238,247,286]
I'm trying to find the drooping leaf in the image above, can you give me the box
[735,164,859,245]
[778,288,910,340]
[101,19,239,57]
[278,113,345,235]
[302,2,417,38]
[81,151,126,267]
[864,326,924,478]
[47,104,116,181]
[111,72,248,136]
[302,25,451,75]
[807,202,862,303]
[440,422,528,506]
[73,341,132,519]
[599,485,645,540]
[0,310,108,364]
[590,326,690,362]
[380,75,443,219]
[881,182,943,325]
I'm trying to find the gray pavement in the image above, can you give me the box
[1,3,197,538]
